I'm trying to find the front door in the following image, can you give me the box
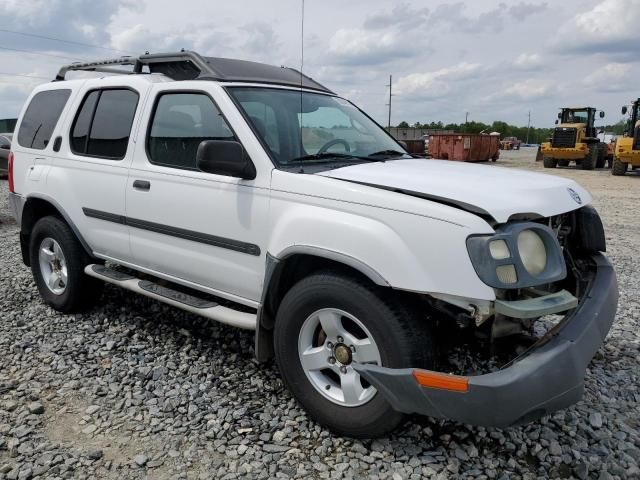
[125,84,268,305]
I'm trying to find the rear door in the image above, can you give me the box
[48,82,148,262]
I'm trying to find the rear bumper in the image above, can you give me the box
[355,254,618,427]
[8,192,24,226]
[540,142,587,159]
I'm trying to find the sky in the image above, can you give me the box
[0,0,638,129]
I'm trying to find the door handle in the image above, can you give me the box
[133,180,151,191]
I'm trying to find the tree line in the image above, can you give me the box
[395,119,628,144]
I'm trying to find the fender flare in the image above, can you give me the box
[21,193,94,262]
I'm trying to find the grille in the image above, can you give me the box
[551,128,577,148]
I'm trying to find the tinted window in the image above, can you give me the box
[17,89,71,150]
[148,92,234,170]
[70,90,99,153]
[70,89,138,159]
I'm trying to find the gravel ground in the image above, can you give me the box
[0,149,638,479]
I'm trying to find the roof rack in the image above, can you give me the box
[55,50,333,93]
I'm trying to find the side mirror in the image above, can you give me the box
[398,140,408,149]
[622,106,628,115]
[0,144,9,150]
[555,119,558,125]
[557,112,562,119]
[599,111,605,118]
[196,140,256,180]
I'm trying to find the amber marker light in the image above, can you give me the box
[412,370,469,393]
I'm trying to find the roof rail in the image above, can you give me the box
[54,50,333,93]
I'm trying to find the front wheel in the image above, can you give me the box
[543,156,557,168]
[582,146,597,170]
[612,157,628,176]
[274,272,435,437]
[30,216,103,313]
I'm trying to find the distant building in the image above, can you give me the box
[0,118,17,133]
[386,127,454,140]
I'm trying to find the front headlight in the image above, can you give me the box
[517,230,547,275]
[466,222,565,289]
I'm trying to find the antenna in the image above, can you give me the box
[299,0,305,158]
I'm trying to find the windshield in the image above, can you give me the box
[561,109,589,124]
[228,87,407,166]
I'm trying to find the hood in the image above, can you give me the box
[316,159,591,223]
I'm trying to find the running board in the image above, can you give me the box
[85,264,256,330]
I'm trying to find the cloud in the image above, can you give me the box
[394,63,482,96]
[363,3,430,30]
[507,2,548,20]
[503,79,552,99]
[429,1,548,34]
[111,21,281,62]
[328,28,412,65]
[555,0,640,58]
[513,53,542,69]
[582,63,632,92]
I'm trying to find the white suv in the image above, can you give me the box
[8,51,617,437]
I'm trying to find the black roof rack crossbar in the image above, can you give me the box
[54,50,333,93]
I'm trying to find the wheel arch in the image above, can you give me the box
[255,248,391,362]
[20,194,93,266]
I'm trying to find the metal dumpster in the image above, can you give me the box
[428,133,500,162]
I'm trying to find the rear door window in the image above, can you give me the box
[70,88,139,160]
[17,89,71,150]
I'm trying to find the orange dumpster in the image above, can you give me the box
[428,133,500,162]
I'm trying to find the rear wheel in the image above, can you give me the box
[274,271,435,438]
[543,156,558,168]
[581,146,597,170]
[612,157,628,176]
[30,216,103,313]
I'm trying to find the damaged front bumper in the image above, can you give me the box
[354,254,617,428]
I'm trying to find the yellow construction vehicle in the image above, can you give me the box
[541,107,607,170]
[612,98,640,176]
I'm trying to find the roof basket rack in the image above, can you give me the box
[55,50,333,93]
[55,51,214,81]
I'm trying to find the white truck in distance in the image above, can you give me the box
[8,52,617,437]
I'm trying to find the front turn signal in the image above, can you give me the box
[412,370,469,393]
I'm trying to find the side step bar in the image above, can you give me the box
[85,264,256,330]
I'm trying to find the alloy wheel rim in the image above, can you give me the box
[298,308,382,407]
[38,237,68,295]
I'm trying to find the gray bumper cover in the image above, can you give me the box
[354,254,618,427]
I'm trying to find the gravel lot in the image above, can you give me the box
[0,149,638,479]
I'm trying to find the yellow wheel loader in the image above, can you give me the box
[612,99,640,176]
[541,107,607,170]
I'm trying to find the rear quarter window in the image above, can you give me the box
[17,89,71,150]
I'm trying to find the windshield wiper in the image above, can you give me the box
[367,149,407,158]
[288,152,375,163]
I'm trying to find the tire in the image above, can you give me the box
[558,160,569,167]
[274,271,435,438]
[30,216,103,313]
[543,156,557,168]
[595,143,606,169]
[612,157,628,176]
[581,146,597,170]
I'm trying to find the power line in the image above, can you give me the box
[0,46,85,62]
[0,29,133,55]
[0,72,50,80]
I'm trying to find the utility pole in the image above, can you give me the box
[526,110,531,144]
[464,112,470,131]
[386,75,392,129]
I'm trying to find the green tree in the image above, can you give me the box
[397,121,409,128]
